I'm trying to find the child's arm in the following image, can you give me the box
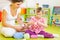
[24,21,34,28]
[38,18,48,27]
[28,21,35,25]
[27,17,35,26]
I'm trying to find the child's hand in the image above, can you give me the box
[37,21,42,24]
[37,21,43,26]
[37,21,48,27]
[28,21,35,25]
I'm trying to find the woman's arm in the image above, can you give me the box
[2,10,14,28]
[2,10,23,32]
[16,13,23,24]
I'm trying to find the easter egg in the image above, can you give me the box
[31,35,38,38]
[24,33,30,39]
[13,32,24,39]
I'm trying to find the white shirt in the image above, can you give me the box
[3,5,21,26]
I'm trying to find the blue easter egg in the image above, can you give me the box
[13,32,24,39]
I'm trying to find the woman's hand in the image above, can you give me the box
[14,26,23,32]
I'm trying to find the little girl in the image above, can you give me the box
[25,7,55,38]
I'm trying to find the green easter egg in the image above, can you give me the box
[24,33,30,39]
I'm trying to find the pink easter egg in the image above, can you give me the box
[31,35,38,38]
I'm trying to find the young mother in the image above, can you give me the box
[1,0,24,37]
